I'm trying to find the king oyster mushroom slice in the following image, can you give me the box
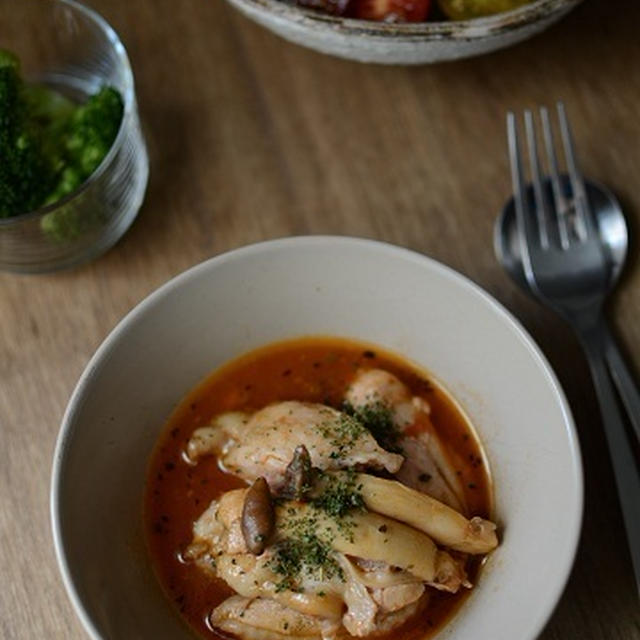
[337,473,497,554]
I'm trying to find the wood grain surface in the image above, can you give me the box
[1,0,639,638]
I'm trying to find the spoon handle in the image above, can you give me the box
[603,322,640,443]
[579,327,640,597]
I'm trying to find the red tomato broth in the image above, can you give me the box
[145,337,493,640]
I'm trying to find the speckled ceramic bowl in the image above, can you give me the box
[226,0,582,64]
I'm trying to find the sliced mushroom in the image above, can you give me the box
[281,445,317,500]
[351,473,497,554]
[241,477,275,554]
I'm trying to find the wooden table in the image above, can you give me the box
[1,0,639,637]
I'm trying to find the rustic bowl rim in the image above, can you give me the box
[229,0,582,39]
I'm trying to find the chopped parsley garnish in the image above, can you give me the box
[268,468,369,593]
[310,470,364,542]
[342,401,402,453]
[313,470,364,519]
[314,411,366,460]
[268,512,344,592]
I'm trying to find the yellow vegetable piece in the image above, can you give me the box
[438,0,533,20]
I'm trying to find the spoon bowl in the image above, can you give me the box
[495,176,629,294]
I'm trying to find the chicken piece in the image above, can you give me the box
[187,401,403,488]
[348,559,421,588]
[211,596,345,640]
[340,559,378,637]
[187,486,470,638]
[216,552,345,619]
[371,583,425,612]
[213,550,428,638]
[345,368,430,428]
[368,596,428,635]
[190,488,468,592]
[395,435,466,513]
[187,510,346,621]
[345,369,466,512]
[211,593,426,640]
[346,558,426,612]
[338,557,427,636]
[186,492,386,631]
[186,411,248,460]
[187,494,247,557]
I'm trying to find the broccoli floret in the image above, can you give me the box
[0,50,55,217]
[39,87,123,240]
[0,47,124,234]
[46,86,123,204]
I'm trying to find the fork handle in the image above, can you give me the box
[603,322,640,443]
[579,326,640,597]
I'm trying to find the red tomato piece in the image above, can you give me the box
[353,0,430,21]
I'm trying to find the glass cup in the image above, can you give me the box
[0,0,149,273]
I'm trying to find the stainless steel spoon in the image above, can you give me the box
[495,178,640,443]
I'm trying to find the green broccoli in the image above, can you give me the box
[0,50,55,217]
[45,86,124,205]
[0,48,124,239]
[40,87,124,241]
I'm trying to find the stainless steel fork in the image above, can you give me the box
[508,103,640,595]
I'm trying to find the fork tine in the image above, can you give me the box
[540,106,571,249]
[524,110,551,249]
[507,112,525,203]
[557,102,597,241]
[507,112,538,274]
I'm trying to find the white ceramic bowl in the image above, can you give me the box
[51,236,583,640]
[226,0,582,64]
